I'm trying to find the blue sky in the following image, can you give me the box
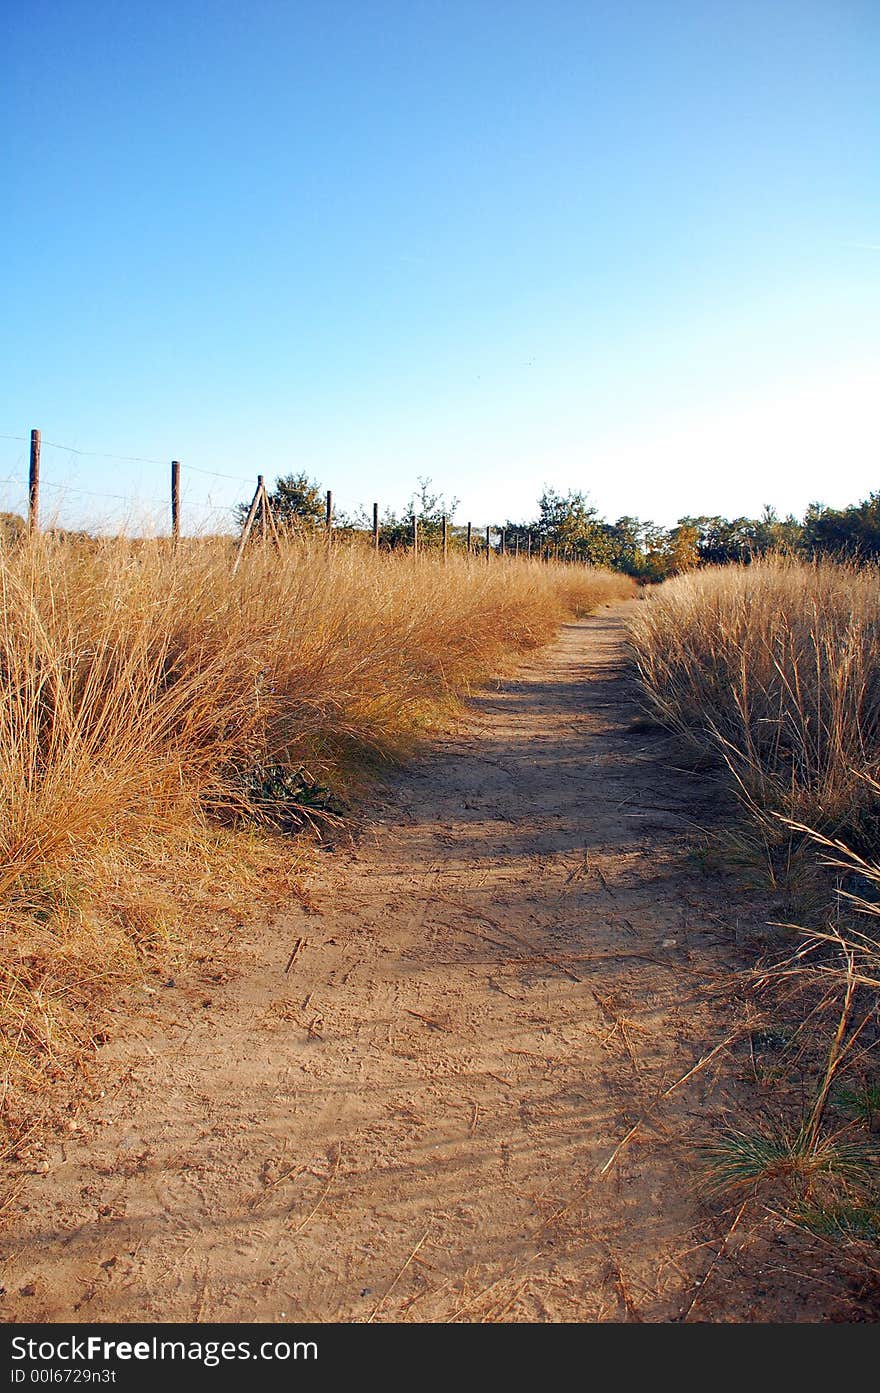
[3,1,878,533]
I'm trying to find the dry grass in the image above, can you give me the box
[0,532,633,1141]
[628,558,880,851]
[628,560,880,1260]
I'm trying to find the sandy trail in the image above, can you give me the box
[3,600,802,1322]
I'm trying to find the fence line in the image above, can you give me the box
[2,426,587,565]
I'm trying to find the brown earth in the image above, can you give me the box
[1,599,874,1322]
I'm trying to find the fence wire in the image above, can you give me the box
[1,428,521,543]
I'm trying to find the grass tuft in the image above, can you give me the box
[700,1119,877,1198]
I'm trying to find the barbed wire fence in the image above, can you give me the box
[0,429,576,564]
[0,430,258,540]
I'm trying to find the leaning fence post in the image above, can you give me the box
[261,480,281,550]
[232,477,263,576]
[28,429,40,534]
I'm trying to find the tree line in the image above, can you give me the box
[244,474,880,578]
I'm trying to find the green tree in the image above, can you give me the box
[534,487,615,563]
[750,504,803,556]
[803,492,880,560]
[379,477,459,549]
[606,516,674,577]
[235,472,325,534]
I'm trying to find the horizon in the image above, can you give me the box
[2,424,878,541]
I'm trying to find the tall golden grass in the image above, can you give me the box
[0,532,633,1140]
[630,560,880,1240]
[628,558,880,847]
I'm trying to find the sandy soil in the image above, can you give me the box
[2,600,872,1322]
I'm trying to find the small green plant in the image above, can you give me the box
[791,1199,880,1243]
[750,1028,791,1054]
[236,762,346,830]
[833,1082,880,1128]
[700,1118,876,1197]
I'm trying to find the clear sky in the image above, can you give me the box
[3,1,878,533]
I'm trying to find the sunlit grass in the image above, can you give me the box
[0,531,633,1141]
[630,560,880,1260]
[700,1119,877,1197]
[627,558,880,852]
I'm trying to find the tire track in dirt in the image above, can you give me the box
[1,600,822,1322]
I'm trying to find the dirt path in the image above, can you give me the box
[1,601,834,1322]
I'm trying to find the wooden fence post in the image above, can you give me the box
[485,525,490,563]
[232,477,263,576]
[28,429,40,534]
[411,515,418,555]
[442,514,448,562]
[500,528,506,557]
[171,460,180,546]
[325,490,333,547]
[466,521,472,555]
[261,479,281,550]
[373,502,379,552]
[258,475,266,544]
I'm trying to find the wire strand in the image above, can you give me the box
[42,439,169,465]
[2,432,257,486]
[180,463,255,483]
[39,479,170,505]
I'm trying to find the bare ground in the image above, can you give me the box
[2,599,874,1322]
